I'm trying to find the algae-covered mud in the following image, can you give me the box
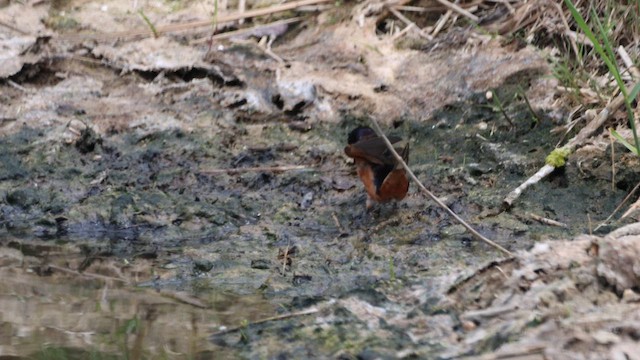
[1,0,639,358]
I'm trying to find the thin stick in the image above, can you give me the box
[369,119,513,257]
[526,212,568,228]
[0,20,28,35]
[387,7,432,40]
[432,0,479,23]
[7,79,30,93]
[200,165,311,174]
[594,180,640,231]
[238,0,246,25]
[554,2,582,66]
[61,0,332,41]
[517,86,542,124]
[497,0,515,14]
[503,164,555,208]
[47,264,129,283]
[331,212,346,234]
[210,307,319,337]
[470,346,546,360]
[190,17,302,44]
[395,1,483,13]
[618,46,640,81]
[610,130,615,191]
[431,10,452,37]
[281,243,290,274]
[460,303,518,321]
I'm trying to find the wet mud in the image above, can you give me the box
[1,1,638,358]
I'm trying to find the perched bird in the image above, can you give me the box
[344,126,410,210]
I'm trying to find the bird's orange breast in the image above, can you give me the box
[354,159,409,203]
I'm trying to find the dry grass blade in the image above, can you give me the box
[618,46,640,81]
[369,119,514,257]
[431,10,452,37]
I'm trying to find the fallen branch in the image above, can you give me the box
[369,119,514,257]
[503,83,636,208]
[503,164,554,208]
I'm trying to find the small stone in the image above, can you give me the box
[250,259,270,270]
[194,260,214,273]
[461,320,476,332]
[485,91,493,100]
[622,288,640,303]
[592,329,621,345]
[300,191,314,209]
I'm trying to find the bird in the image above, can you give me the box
[344,126,410,210]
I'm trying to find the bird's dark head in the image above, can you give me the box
[347,126,376,144]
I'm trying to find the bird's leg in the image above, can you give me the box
[366,197,374,212]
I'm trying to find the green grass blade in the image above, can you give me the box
[590,8,625,97]
[629,82,640,102]
[610,129,639,155]
[138,10,158,38]
[564,0,605,60]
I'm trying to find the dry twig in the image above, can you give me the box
[191,17,302,44]
[369,119,514,257]
[594,181,640,231]
[387,6,432,40]
[200,165,311,174]
[432,0,479,22]
[526,212,568,228]
[504,82,637,208]
[332,212,346,234]
[210,306,319,337]
[47,264,129,283]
